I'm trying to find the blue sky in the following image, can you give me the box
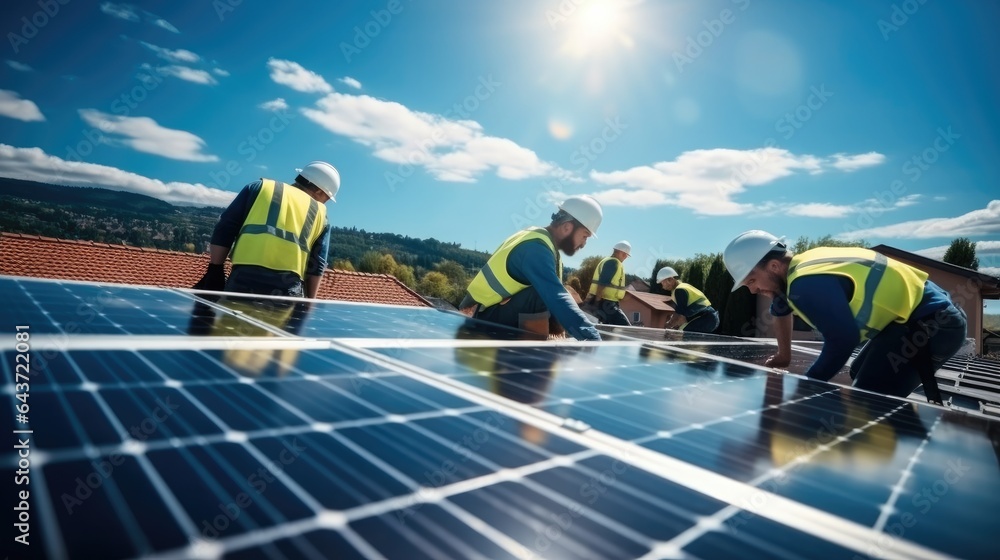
[2,0,999,290]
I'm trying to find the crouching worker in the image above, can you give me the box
[459,196,603,341]
[723,230,967,403]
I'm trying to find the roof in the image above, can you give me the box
[873,244,1000,298]
[0,232,431,307]
[627,278,650,292]
[623,290,674,311]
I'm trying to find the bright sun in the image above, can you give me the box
[560,0,634,58]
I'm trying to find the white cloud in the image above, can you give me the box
[140,41,200,63]
[829,151,886,172]
[838,201,1000,240]
[267,58,332,93]
[0,144,233,207]
[6,60,33,72]
[980,267,1000,278]
[0,90,45,122]
[100,2,139,21]
[339,76,362,89]
[787,203,853,218]
[300,92,568,182]
[100,3,178,32]
[78,109,218,162]
[781,194,923,220]
[150,17,179,33]
[589,147,886,215]
[259,98,288,111]
[155,65,217,85]
[212,68,230,77]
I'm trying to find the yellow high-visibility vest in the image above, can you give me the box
[672,283,710,314]
[466,227,562,308]
[588,256,626,301]
[786,247,928,341]
[231,179,327,279]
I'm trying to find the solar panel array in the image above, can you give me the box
[3,276,999,559]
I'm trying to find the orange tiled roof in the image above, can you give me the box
[0,232,431,307]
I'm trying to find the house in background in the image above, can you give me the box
[0,233,432,307]
[626,278,650,292]
[619,291,674,328]
[755,243,1000,353]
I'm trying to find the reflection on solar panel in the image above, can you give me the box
[3,277,999,559]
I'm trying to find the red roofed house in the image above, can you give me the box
[618,290,674,328]
[0,233,431,307]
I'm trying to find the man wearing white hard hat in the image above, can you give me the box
[460,195,603,341]
[723,230,966,403]
[194,161,340,298]
[584,241,632,326]
[655,266,719,333]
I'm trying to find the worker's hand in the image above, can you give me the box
[193,263,226,291]
[764,352,791,368]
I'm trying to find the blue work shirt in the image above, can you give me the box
[772,276,953,381]
[596,259,620,286]
[507,241,601,341]
[211,180,331,276]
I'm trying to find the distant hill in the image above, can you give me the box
[0,178,489,272]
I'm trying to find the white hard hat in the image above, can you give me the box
[655,266,678,283]
[559,195,603,237]
[613,240,631,255]
[296,161,341,202]
[723,230,786,291]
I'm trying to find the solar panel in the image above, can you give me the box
[3,277,999,559]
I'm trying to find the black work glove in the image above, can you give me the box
[193,263,226,291]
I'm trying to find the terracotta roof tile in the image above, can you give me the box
[0,232,431,307]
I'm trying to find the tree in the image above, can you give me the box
[418,271,453,299]
[792,234,867,253]
[720,288,757,336]
[572,255,604,296]
[704,254,731,319]
[686,259,707,290]
[943,237,979,270]
[435,260,470,286]
[394,263,416,288]
[331,258,355,271]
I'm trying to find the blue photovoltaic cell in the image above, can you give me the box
[0,278,265,336]
[222,530,365,560]
[195,291,542,340]
[6,275,1000,559]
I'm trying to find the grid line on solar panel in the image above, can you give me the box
[343,341,966,559]
[6,276,996,559]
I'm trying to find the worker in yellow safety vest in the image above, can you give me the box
[194,161,340,298]
[723,230,967,402]
[459,195,603,341]
[583,241,632,326]
[655,266,720,333]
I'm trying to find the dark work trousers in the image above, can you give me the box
[594,299,631,326]
[474,287,551,332]
[850,304,967,398]
[680,308,719,333]
[226,265,304,297]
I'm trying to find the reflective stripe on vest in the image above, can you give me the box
[231,179,326,278]
[672,283,710,315]
[466,227,562,308]
[588,256,626,301]
[785,247,928,341]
